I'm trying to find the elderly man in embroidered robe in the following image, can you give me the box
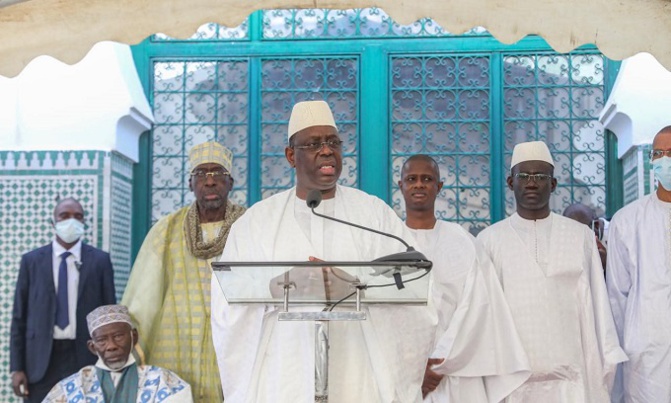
[45,304,192,403]
[477,141,627,402]
[211,100,447,402]
[607,125,671,403]
[399,154,530,403]
[122,142,246,402]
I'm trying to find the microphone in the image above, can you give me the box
[306,190,321,209]
[75,261,82,271]
[306,189,415,251]
[305,190,430,288]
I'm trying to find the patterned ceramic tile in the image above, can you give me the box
[0,150,133,402]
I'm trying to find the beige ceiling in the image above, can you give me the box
[1,0,670,77]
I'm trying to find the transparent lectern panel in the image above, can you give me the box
[212,261,431,305]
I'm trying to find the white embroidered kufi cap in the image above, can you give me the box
[87,304,133,334]
[288,100,337,141]
[188,141,233,172]
[510,141,554,170]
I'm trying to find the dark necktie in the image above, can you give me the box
[56,251,71,329]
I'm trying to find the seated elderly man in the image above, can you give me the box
[44,305,193,403]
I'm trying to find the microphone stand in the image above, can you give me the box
[308,207,413,250]
[300,190,432,402]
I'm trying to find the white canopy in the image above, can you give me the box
[1,0,671,77]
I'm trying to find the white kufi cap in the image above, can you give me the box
[288,100,337,141]
[87,304,133,334]
[510,141,554,170]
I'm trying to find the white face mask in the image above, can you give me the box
[54,218,85,244]
[653,156,671,191]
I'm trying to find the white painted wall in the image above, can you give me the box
[600,53,671,158]
[0,41,153,162]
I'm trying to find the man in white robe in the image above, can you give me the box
[211,101,441,402]
[607,125,671,403]
[477,141,627,403]
[45,305,192,403]
[399,154,530,403]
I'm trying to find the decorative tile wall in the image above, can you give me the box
[107,153,134,301]
[0,150,133,402]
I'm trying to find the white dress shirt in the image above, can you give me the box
[52,239,81,339]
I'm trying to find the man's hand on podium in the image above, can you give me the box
[269,257,357,301]
[307,256,358,301]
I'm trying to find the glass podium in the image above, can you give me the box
[212,257,432,402]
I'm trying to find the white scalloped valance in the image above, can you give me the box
[0,0,670,77]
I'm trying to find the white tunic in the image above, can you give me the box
[211,185,438,403]
[478,213,626,403]
[607,193,671,403]
[410,221,530,403]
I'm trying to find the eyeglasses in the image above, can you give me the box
[650,149,671,160]
[293,140,343,153]
[190,169,231,180]
[513,173,553,183]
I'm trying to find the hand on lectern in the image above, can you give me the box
[269,257,357,301]
[307,256,358,301]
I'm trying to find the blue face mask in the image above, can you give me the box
[652,156,671,191]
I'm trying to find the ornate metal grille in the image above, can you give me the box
[390,54,491,235]
[151,59,250,222]
[153,21,249,41]
[263,8,487,39]
[502,53,607,216]
[150,56,359,221]
[259,57,359,198]
[139,8,614,234]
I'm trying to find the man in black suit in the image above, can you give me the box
[10,197,116,402]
